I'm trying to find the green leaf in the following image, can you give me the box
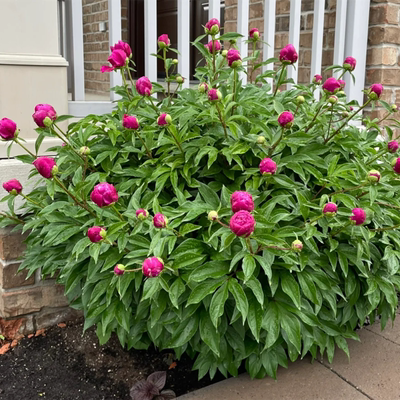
[242,254,256,282]
[262,302,280,349]
[245,277,264,306]
[281,272,301,309]
[280,311,301,354]
[197,181,220,209]
[187,278,225,305]
[168,314,199,348]
[247,300,263,342]
[209,282,229,328]
[190,261,229,282]
[169,278,186,308]
[253,254,273,282]
[228,278,249,324]
[199,312,220,356]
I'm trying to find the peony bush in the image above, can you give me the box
[1,22,400,380]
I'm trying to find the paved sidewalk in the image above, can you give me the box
[179,312,400,400]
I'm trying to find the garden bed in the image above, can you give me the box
[0,320,222,399]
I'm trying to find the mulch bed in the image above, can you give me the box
[0,320,223,400]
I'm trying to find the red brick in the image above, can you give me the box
[0,262,35,289]
[0,287,43,317]
[367,47,398,66]
[249,3,263,19]
[0,228,28,261]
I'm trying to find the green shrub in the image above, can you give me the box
[1,26,400,380]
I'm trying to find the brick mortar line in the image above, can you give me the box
[318,360,375,400]
[1,279,59,293]
[0,259,24,266]
[365,325,400,348]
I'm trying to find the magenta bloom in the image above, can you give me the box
[208,88,221,102]
[136,76,152,96]
[231,191,254,213]
[32,104,57,128]
[322,77,341,93]
[393,158,400,174]
[3,179,22,194]
[153,213,168,228]
[226,49,242,68]
[157,113,172,126]
[33,157,57,179]
[279,44,298,64]
[158,34,170,48]
[205,18,220,35]
[230,210,256,237]
[101,49,127,73]
[122,114,139,130]
[323,202,337,216]
[142,257,164,277]
[88,226,106,243]
[278,111,294,128]
[114,264,125,276]
[136,209,149,220]
[388,141,399,153]
[90,183,118,207]
[369,83,383,99]
[343,56,356,71]
[0,118,17,140]
[110,40,131,58]
[350,208,366,226]
[249,28,260,40]
[338,79,346,89]
[205,40,221,53]
[313,74,322,84]
[260,158,277,175]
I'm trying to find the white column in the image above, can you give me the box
[108,0,122,101]
[145,0,158,85]
[333,0,348,78]
[71,0,85,101]
[263,0,276,82]
[208,0,221,22]
[178,0,190,88]
[237,0,249,84]
[287,0,301,89]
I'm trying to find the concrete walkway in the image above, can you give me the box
[179,312,400,400]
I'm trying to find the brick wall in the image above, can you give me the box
[82,0,128,94]
[0,227,80,337]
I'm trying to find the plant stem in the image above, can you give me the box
[268,127,285,157]
[124,267,142,273]
[217,219,230,229]
[53,122,70,140]
[329,182,369,197]
[14,138,36,158]
[260,245,291,251]
[326,107,334,140]
[212,36,216,82]
[250,41,257,84]
[376,202,400,210]
[331,221,352,237]
[51,126,69,145]
[0,212,24,224]
[304,102,325,133]
[370,223,400,232]
[163,48,170,97]
[134,130,153,158]
[148,96,159,113]
[233,68,237,104]
[312,183,327,200]
[273,64,286,96]
[111,204,125,221]
[127,67,135,90]
[20,193,42,208]
[216,104,228,140]
[167,126,184,155]
[246,238,254,254]
[303,214,323,227]
[366,149,387,165]
[121,69,132,100]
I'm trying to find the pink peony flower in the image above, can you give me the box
[343,56,356,71]
[157,113,172,126]
[142,257,164,277]
[226,49,242,68]
[388,141,399,153]
[110,40,132,58]
[114,264,125,275]
[205,18,220,35]
[122,114,139,130]
[90,183,118,207]
[278,111,294,128]
[259,158,277,175]
[230,210,256,237]
[136,76,153,96]
[101,49,127,73]
[158,34,170,48]
[136,209,149,220]
[349,106,354,111]
[205,40,221,53]
[3,179,22,194]
[0,118,17,140]
[323,202,337,217]
[208,88,222,102]
[88,226,106,243]
[153,213,168,228]
[393,157,400,174]
[313,74,323,84]
[231,191,254,213]
[279,44,298,64]
[350,208,366,226]
[33,157,57,179]
[367,170,381,183]
[338,79,346,89]
[322,77,341,93]
[369,83,384,100]
[32,104,57,127]
[249,28,260,40]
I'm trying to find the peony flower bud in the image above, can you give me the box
[322,77,341,94]
[221,50,228,58]
[279,44,298,64]
[136,209,149,220]
[198,82,209,93]
[205,40,221,54]
[101,49,128,73]
[136,76,153,96]
[229,210,255,237]
[204,18,220,35]
[80,146,90,155]
[259,158,277,175]
[0,118,18,140]
[291,240,303,252]
[350,208,366,226]
[208,210,218,221]
[158,34,170,49]
[88,226,106,243]
[142,257,164,277]
[226,49,242,68]
[278,111,294,128]
[338,79,346,89]
[391,104,398,112]
[256,136,266,145]
[343,56,356,71]
[230,191,254,213]
[3,179,22,195]
[176,76,184,84]
[296,95,305,105]
[323,202,338,217]
[367,170,381,183]
[313,74,322,84]
[249,28,260,41]
[368,83,383,100]
[172,59,179,65]
[32,104,57,128]
[114,264,126,276]
[90,182,118,207]
[328,95,338,104]
[208,88,222,102]
[110,40,132,58]
[392,157,400,174]
[388,141,399,153]
[337,90,346,96]
[157,113,172,126]
[123,114,139,130]
[33,157,57,179]
[342,111,349,118]
[349,106,354,111]
[153,213,168,228]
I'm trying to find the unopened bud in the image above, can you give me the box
[291,240,303,253]
[296,95,305,105]
[172,59,179,65]
[208,210,218,221]
[256,136,266,145]
[80,146,90,155]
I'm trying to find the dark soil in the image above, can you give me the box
[0,320,223,400]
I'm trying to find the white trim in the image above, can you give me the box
[208,0,221,22]
[287,0,301,89]
[0,54,68,67]
[237,0,249,84]
[108,0,122,101]
[68,101,116,117]
[263,0,276,84]
[333,0,348,79]
[178,0,190,88]
[0,138,61,158]
[145,0,158,85]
